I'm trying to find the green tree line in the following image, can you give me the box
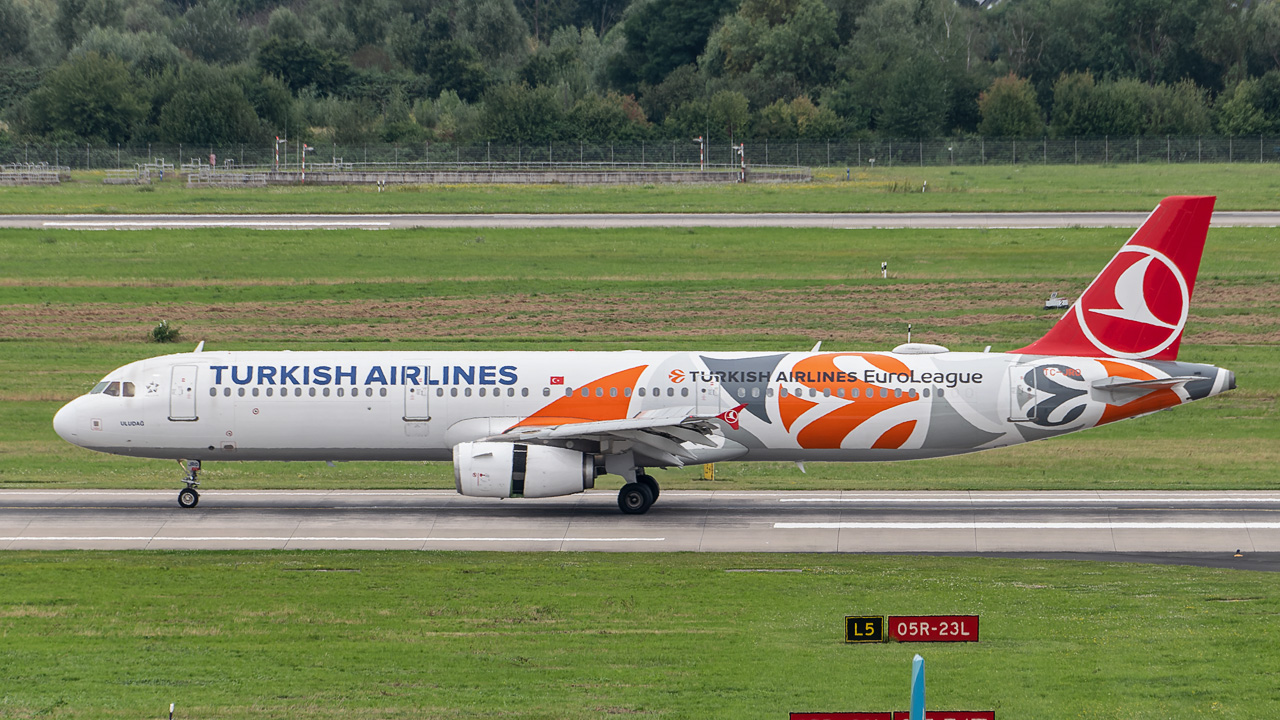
[3,0,1280,150]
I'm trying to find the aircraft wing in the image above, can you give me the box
[485,407,722,466]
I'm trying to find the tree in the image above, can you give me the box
[479,83,564,142]
[257,36,351,95]
[70,27,183,77]
[702,0,840,93]
[0,0,32,60]
[978,74,1043,137]
[168,1,248,65]
[54,0,125,49]
[877,54,949,138]
[606,0,738,92]
[156,65,260,144]
[707,89,749,141]
[25,52,145,143]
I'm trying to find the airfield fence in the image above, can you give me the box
[3,136,1280,174]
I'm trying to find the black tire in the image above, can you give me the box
[178,488,199,509]
[637,474,659,501]
[617,482,654,514]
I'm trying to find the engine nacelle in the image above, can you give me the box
[453,442,596,499]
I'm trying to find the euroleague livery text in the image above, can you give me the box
[53,196,1235,513]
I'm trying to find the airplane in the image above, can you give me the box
[53,195,1235,513]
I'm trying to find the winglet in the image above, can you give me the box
[1014,195,1215,360]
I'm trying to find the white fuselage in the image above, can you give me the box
[52,348,1232,467]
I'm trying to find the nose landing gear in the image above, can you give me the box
[177,459,201,508]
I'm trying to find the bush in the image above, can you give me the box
[150,320,180,343]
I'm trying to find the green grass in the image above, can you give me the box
[4,163,1280,213]
[0,552,1276,719]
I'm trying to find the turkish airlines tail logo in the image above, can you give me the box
[717,404,748,430]
[1015,195,1214,361]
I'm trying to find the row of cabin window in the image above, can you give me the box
[207,384,943,400]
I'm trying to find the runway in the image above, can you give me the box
[4,490,1279,566]
[4,210,1280,230]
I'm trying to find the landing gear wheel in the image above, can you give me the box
[618,482,654,514]
[178,487,200,509]
[637,474,659,501]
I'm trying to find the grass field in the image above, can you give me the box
[0,224,1275,491]
[2,163,1279,214]
[1,552,1277,720]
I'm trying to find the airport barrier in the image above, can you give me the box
[0,164,68,185]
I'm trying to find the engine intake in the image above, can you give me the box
[453,442,596,498]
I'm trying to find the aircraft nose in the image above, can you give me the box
[53,400,84,445]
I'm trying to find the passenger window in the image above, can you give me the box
[653,387,661,397]
[364,388,372,397]
[104,382,120,397]
[266,387,273,397]
[478,387,486,397]
[752,387,760,398]
[252,387,260,397]
[295,388,302,397]
[850,388,859,398]
[880,388,888,398]
[522,388,529,397]
[666,388,674,397]
[680,387,689,397]
[379,388,387,397]
[451,388,458,397]
[508,388,515,397]
[224,387,231,397]
[564,387,572,397]
[780,387,788,398]
[209,388,216,397]
[337,388,344,397]
[638,387,646,397]
[323,388,331,397]
[464,388,472,397]
[766,387,775,398]
[836,388,844,398]
[122,382,135,397]
[809,388,817,398]
[238,387,246,397]
[923,388,930,398]
[908,388,917,398]
[596,387,604,397]
[623,387,631,397]
[737,388,746,398]
[309,388,316,397]
[894,388,902,398]
[543,388,550,397]
[822,388,831,398]
[937,388,945,398]
[581,388,590,398]
[609,387,617,398]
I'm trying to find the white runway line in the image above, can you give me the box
[778,497,1280,504]
[0,536,666,542]
[43,221,390,228]
[774,522,1280,530]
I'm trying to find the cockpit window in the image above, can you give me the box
[91,381,110,394]
[102,382,121,396]
[122,382,135,397]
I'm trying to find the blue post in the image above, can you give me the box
[910,654,925,720]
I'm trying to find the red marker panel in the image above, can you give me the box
[887,615,979,642]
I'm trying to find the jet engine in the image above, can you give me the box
[453,442,596,498]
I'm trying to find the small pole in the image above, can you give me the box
[910,655,925,720]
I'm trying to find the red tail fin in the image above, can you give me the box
[1014,195,1215,361]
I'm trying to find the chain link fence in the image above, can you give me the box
[2,136,1279,171]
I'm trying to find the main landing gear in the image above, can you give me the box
[177,459,201,508]
[618,472,660,514]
